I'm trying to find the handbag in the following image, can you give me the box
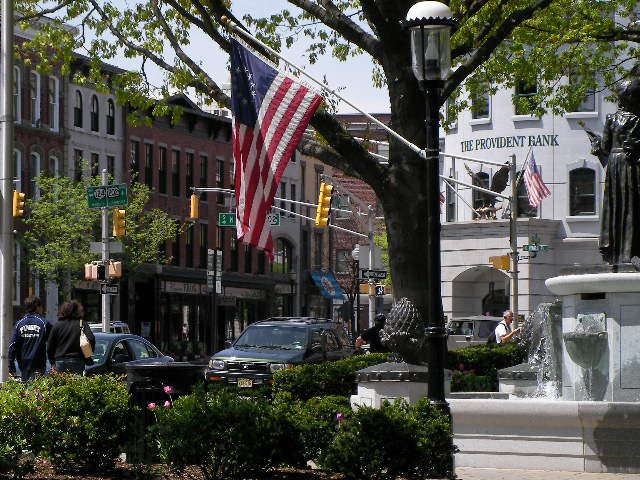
[79,319,93,359]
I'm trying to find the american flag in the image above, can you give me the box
[230,39,323,259]
[523,151,551,207]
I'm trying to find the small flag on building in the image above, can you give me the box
[230,38,323,259]
[523,151,551,208]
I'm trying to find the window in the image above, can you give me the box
[257,251,266,274]
[472,171,490,210]
[471,82,490,120]
[107,155,115,177]
[172,150,180,197]
[216,158,224,204]
[90,95,99,132]
[172,231,180,265]
[145,144,154,188]
[290,184,296,216]
[73,90,83,127]
[569,72,596,113]
[514,79,537,115]
[445,176,456,222]
[30,71,40,126]
[186,152,194,198]
[199,224,208,268]
[90,153,100,177]
[159,147,167,193]
[30,152,41,199]
[13,66,20,123]
[569,168,596,216]
[74,149,83,182]
[200,155,208,201]
[14,149,22,192]
[185,228,194,268]
[49,155,60,177]
[335,249,351,274]
[244,244,252,273]
[313,232,322,268]
[516,172,537,217]
[280,181,286,211]
[48,77,59,131]
[130,141,140,177]
[106,99,115,134]
[272,238,293,273]
[230,233,238,271]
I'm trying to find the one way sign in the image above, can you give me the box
[360,269,388,280]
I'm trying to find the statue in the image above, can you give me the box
[586,70,640,267]
[464,163,510,220]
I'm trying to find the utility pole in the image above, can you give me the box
[367,205,376,328]
[101,170,111,333]
[509,154,519,327]
[0,0,14,382]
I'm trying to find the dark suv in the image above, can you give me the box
[204,317,353,387]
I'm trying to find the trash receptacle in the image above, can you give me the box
[126,362,206,463]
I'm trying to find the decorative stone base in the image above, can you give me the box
[498,363,539,397]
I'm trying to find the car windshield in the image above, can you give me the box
[91,338,109,364]
[234,325,308,350]
[449,321,474,336]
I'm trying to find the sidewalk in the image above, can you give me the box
[456,467,640,480]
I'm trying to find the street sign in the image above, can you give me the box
[207,249,223,293]
[360,269,388,280]
[100,283,119,295]
[90,241,123,254]
[522,244,550,252]
[266,213,280,226]
[218,212,237,227]
[87,184,128,208]
[375,285,385,296]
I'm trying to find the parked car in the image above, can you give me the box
[85,333,174,375]
[446,315,502,350]
[88,321,131,334]
[205,317,353,387]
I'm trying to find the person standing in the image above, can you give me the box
[8,296,51,381]
[47,300,95,375]
[494,310,520,344]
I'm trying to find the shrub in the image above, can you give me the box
[320,398,455,480]
[31,374,131,473]
[447,342,525,376]
[0,381,38,478]
[271,353,389,401]
[150,387,285,480]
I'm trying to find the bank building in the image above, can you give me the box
[440,78,612,320]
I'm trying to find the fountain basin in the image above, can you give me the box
[563,331,608,370]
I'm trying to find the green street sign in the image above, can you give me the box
[218,212,237,227]
[87,184,128,209]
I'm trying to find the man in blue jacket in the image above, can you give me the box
[8,296,51,381]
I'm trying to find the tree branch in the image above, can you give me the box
[165,0,229,52]
[17,0,74,22]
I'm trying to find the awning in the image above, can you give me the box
[311,271,346,300]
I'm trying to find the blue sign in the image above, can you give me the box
[310,271,346,300]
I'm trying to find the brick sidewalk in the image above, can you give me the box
[455,467,640,480]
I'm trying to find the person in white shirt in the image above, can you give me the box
[495,310,520,344]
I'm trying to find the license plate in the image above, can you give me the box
[237,378,253,388]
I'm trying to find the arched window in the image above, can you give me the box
[516,171,537,217]
[272,238,293,273]
[472,171,490,210]
[49,155,61,177]
[106,98,115,135]
[569,167,596,216]
[74,91,83,127]
[13,66,21,123]
[90,95,99,132]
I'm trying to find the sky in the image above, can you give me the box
[105,0,390,114]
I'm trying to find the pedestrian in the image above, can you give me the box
[494,310,520,344]
[47,300,95,375]
[8,296,51,381]
[355,313,389,353]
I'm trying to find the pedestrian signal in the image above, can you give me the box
[190,194,200,219]
[12,190,25,217]
[489,254,510,271]
[375,285,385,296]
[314,182,334,227]
[113,209,126,237]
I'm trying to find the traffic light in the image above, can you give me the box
[112,209,126,237]
[314,182,334,227]
[12,190,25,217]
[489,254,510,271]
[190,194,200,219]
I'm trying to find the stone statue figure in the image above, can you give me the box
[587,71,640,267]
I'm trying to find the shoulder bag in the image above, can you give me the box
[79,319,93,359]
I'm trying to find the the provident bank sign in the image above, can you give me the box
[460,133,559,152]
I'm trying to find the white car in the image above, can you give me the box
[88,321,131,334]
[446,315,501,350]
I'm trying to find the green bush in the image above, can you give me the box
[31,374,131,473]
[447,342,525,376]
[150,388,287,480]
[450,369,497,392]
[320,398,455,480]
[271,353,389,401]
[0,381,38,478]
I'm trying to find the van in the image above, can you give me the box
[88,321,131,334]
[446,315,502,350]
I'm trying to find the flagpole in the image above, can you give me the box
[220,16,424,158]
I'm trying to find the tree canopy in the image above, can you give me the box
[14,0,640,313]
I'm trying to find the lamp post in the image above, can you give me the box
[404,1,454,408]
[351,244,360,338]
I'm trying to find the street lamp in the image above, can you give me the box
[403,1,454,408]
[351,244,360,338]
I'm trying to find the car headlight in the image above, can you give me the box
[208,359,226,370]
[270,363,294,372]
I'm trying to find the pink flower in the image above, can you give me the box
[147,402,158,410]
[336,412,344,421]
[163,385,174,394]
[164,400,171,408]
